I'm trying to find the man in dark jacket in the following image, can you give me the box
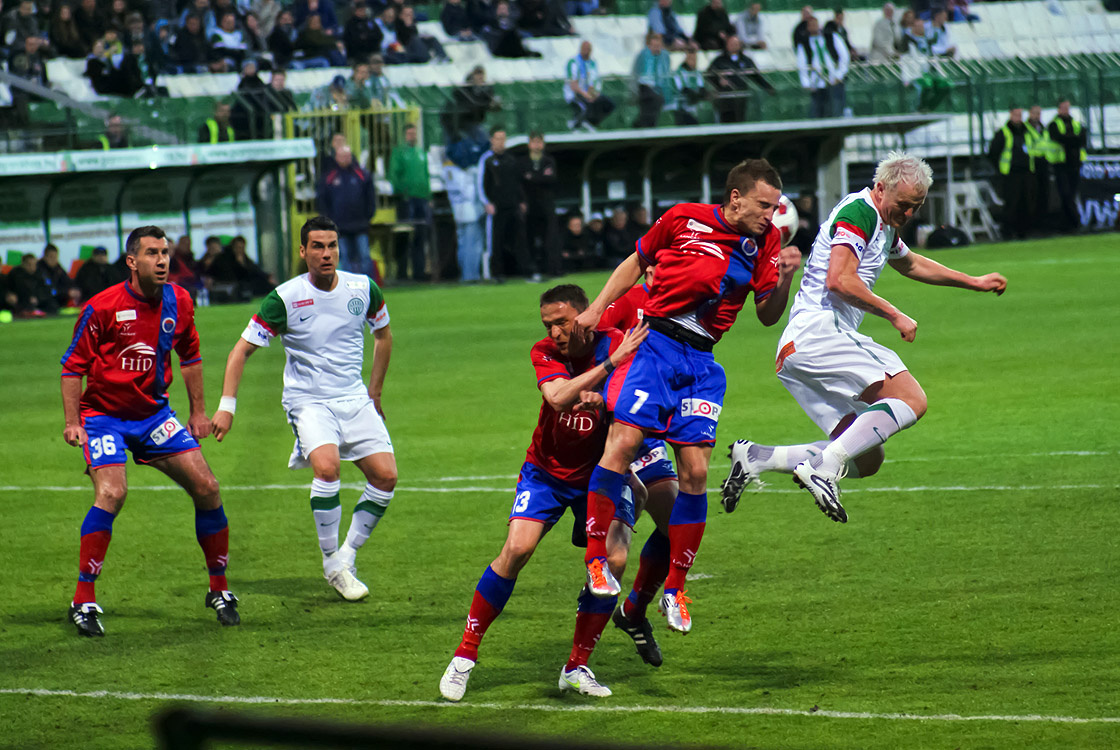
[343,1,382,62]
[988,106,1034,240]
[520,131,560,278]
[7,252,54,315]
[317,145,377,276]
[1048,98,1089,233]
[694,0,734,51]
[706,34,774,123]
[75,246,120,302]
[38,244,81,308]
[480,127,533,279]
[441,0,476,39]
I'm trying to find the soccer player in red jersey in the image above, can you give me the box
[573,160,803,634]
[440,284,648,702]
[59,226,238,636]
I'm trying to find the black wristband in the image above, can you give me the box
[601,358,616,374]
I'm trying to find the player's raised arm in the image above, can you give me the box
[755,245,802,326]
[541,323,648,412]
[827,245,917,342]
[889,252,1007,295]
[574,253,646,334]
[211,338,261,441]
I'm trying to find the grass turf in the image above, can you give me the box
[0,236,1117,749]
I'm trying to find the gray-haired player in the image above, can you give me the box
[720,151,1007,522]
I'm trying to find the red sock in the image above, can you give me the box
[623,544,670,620]
[565,610,612,670]
[454,590,502,661]
[664,521,705,592]
[584,491,615,561]
[198,527,229,592]
[74,530,112,605]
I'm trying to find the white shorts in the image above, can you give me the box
[285,396,393,470]
[775,312,908,435]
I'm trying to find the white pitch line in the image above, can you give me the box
[1,688,1117,725]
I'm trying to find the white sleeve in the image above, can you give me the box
[365,303,390,332]
[241,318,275,347]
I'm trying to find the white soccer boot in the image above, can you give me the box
[439,656,476,702]
[720,440,766,513]
[658,589,693,634]
[558,665,612,697]
[336,542,358,575]
[585,556,621,598]
[323,553,369,601]
[792,461,848,523]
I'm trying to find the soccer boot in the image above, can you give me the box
[324,555,369,601]
[68,602,105,637]
[611,605,663,667]
[658,589,693,634]
[205,590,241,626]
[335,543,358,575]
[792,461,848,523]
[439,656,476,702]
[585,556,621,598]
[721,440,765,513]
[558,665,612,697]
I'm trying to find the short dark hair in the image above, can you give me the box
[125,225,167,256]
[723,158,782,204]
[300,215,339,246]
[529,130,544,140]
[490,125,506,136]
[43,243,59,255]
[539,284,588,311]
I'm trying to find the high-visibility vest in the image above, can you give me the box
[998,124,1033,175]
[98,135,111,150]
[1049,117,1087,164]
[1024,123,1057,164]
[205,118,235,144]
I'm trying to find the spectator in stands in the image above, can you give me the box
[297,13,346,66]
[632,31,671,128]
[559,211,594,271]
[292,0,340,36]
[602,204,637,265]
[308,73,350,110]
[796,16,846,118]
[253,0,282,37]
[96,114,130,149]
[820,11,851,114]
[586,211,606,258]
[707,34,774,123]
[105,0,129,36]
[989,106,1034,240]
[441,0,477,40]
[519,0,573,37]
[869,2,899,63]
[231,60,268,138]
[647,0,692,51]
[344,0,382,61]
[791,4,812,49]
[369,54,403,106]
[199,236,223,276]
[3,0,41,47]
[123,11,146,47]
[669,48,706,126]
[946,0,978,23]
[389,123,433,282]
[265,68,297,112]
[267,10,300,68]
[442,147,485,282]
[1026,104,1053,232]
[899,17,950,111]
[75,0,107,51]
[443,65,500,143]
[485,0,540,57]
[317,145,377,275]
[75,246,117,302]
[49,2,88,58]
[467,0,499,35]
[38,244,81,309]
[520,131,560,277]
[172,13,213,73]
[927,8,956,58]
[198,101,236,142]
[178,0,216,38]
[168,235,204,296]
[243,13,272,67]
[147,20,175,77]
[1049,98,1089,233]
[10,34,49,90]
[7,252,53,316]
[629,203,650,234]
[374,5,405,63]
[563,40,615,132]
[396,4,450,63]
[824,8,861,63]
[209,10,247,70]
[479,126,534,279]
[567,0,598,17]
[209,235,276,300]
[735,2,767,50]
[694,0,734,51]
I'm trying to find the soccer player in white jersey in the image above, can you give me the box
[719,151,1007,522]
[211,216,396,601]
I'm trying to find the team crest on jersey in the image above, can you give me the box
[739,237,758,258]
[292,298,314,309]
[686,218,713,234]
[347,298,364,316]
[161,317,175,333]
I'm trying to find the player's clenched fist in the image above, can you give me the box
[892,311,918,342]
[974,272,1008,295]
[776,245,802,283]
[63,424,88,447]
[189,412,213,440]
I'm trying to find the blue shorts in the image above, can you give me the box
[605,329,727,446]
[509,462,636,548]
[631,437,677,486]
[81,406,200,469]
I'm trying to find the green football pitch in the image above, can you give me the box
[1,236,1118,749]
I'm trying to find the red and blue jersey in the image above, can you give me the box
[635,202,782,342]
[525,329,623,486]
[600,283,649,331]
[60,280,200,421]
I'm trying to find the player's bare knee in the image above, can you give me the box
[190,472,222,509]
[496,543,535,576]
[95,485,127,513]
[908,393,928,420]
[372,469,397,492]
[312,467,341,483]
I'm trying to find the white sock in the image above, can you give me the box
[814,398,918,475]
[344,484,393,551]
[310,478,342,558]
[752,441,830,473]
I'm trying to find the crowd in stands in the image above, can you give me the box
[0,235,276,318]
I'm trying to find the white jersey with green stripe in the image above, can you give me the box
[241,271,389,409]
[788,187,910,332]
